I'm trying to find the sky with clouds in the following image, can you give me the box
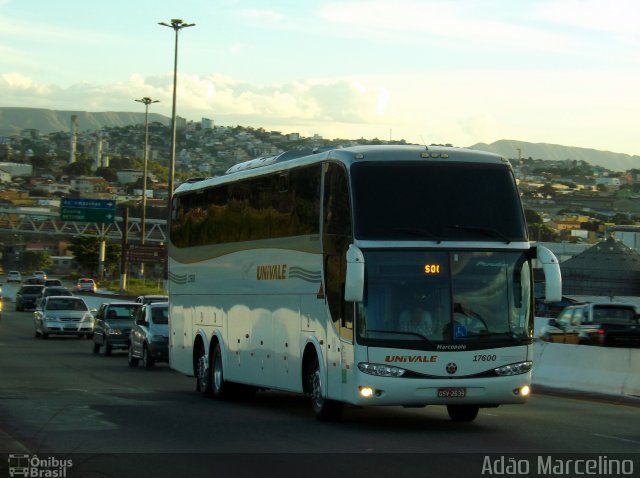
[1,0,639,155]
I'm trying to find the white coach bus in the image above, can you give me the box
[168,145,561,422]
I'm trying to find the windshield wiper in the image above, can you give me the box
[446,224,511,243]
[468,331,524,344]
[391,227,441,242]
[367,329,434,344]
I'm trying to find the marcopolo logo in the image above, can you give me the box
[8,454,73,477]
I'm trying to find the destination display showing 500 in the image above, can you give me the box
[423,263,441,274]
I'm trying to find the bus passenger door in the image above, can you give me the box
[324,254,355,400]
[322,161,353,402]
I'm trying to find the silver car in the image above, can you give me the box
[128,302,169,369]
[7,270,22,283]
[34,296,94,339]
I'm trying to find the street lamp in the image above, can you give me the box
[158,18,195,210]
[135,96,159,278]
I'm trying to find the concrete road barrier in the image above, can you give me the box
[533,340,640,398]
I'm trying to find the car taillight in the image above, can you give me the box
[598,328,605,335]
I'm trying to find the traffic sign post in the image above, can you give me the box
[125,244,167,264]
[60,198,116,224]
[60,198,117,281]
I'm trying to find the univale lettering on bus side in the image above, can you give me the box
[256,264,288,280]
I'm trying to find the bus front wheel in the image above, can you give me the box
[307,355,343,421]
[446,405,479,422]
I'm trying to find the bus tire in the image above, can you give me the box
[307,355,343,421]
[195,344,213,397]
[211,343,231,400]
[447,405,479,422]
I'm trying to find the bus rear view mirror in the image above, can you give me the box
[344,245,365,302]
[536,245,562,303]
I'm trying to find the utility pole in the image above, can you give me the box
[134,96,159,278]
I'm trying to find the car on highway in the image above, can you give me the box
[15,284,45,311]
[540,302,640,346]
[7,271,22,283]
[33,296,95,339]
[33,271,47,280]
[128,302,169,369]
[36,286,74,309]
[76,278,97,293]
[44,278,63,287]
[134,295,168,305]
[92,301,142,355]
[24,276,45,285]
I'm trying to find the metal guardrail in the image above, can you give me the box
[0,208,167,243]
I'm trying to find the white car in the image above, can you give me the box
[33,271,47,280]
[7,271,22,283]
[34,296,95,339]
[76,278,97,293]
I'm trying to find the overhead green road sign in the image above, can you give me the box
[60,198,116,224]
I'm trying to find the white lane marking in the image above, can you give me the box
[592,433,640,445]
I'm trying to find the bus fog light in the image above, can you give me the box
[513,385,530,396]
[359,386,374,398]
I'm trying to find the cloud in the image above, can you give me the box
[0,71,388,128]
[2,69,639,155]
[318,0,582,53]
[238,9,284,22]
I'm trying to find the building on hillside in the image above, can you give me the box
[0,162,32,177]
[609,225,640,255]
[69,176,109,195]
[560,236,640,296]
[0,168,11,183]
[116,169,143,185]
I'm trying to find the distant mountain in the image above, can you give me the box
[470,139,640,172]
[2,108,639,172]
[0,107,170,135]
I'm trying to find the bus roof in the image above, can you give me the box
[173,144,508,196]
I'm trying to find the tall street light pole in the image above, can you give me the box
[159,18,194,213]
[135,96,159,278]
[159,18,194,283]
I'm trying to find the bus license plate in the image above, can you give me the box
[438,388,466,398]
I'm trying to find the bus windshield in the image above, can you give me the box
[350,161,527,242]
[357,250,532,349]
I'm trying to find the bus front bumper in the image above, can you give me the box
[348,372,532,407]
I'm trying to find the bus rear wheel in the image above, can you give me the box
[211,343,232,399]
[307,355,343,421]
[446,405,479,422]
[195,345,212,397]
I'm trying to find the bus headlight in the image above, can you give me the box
[358,362,406,377]
[494,361,532,376]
